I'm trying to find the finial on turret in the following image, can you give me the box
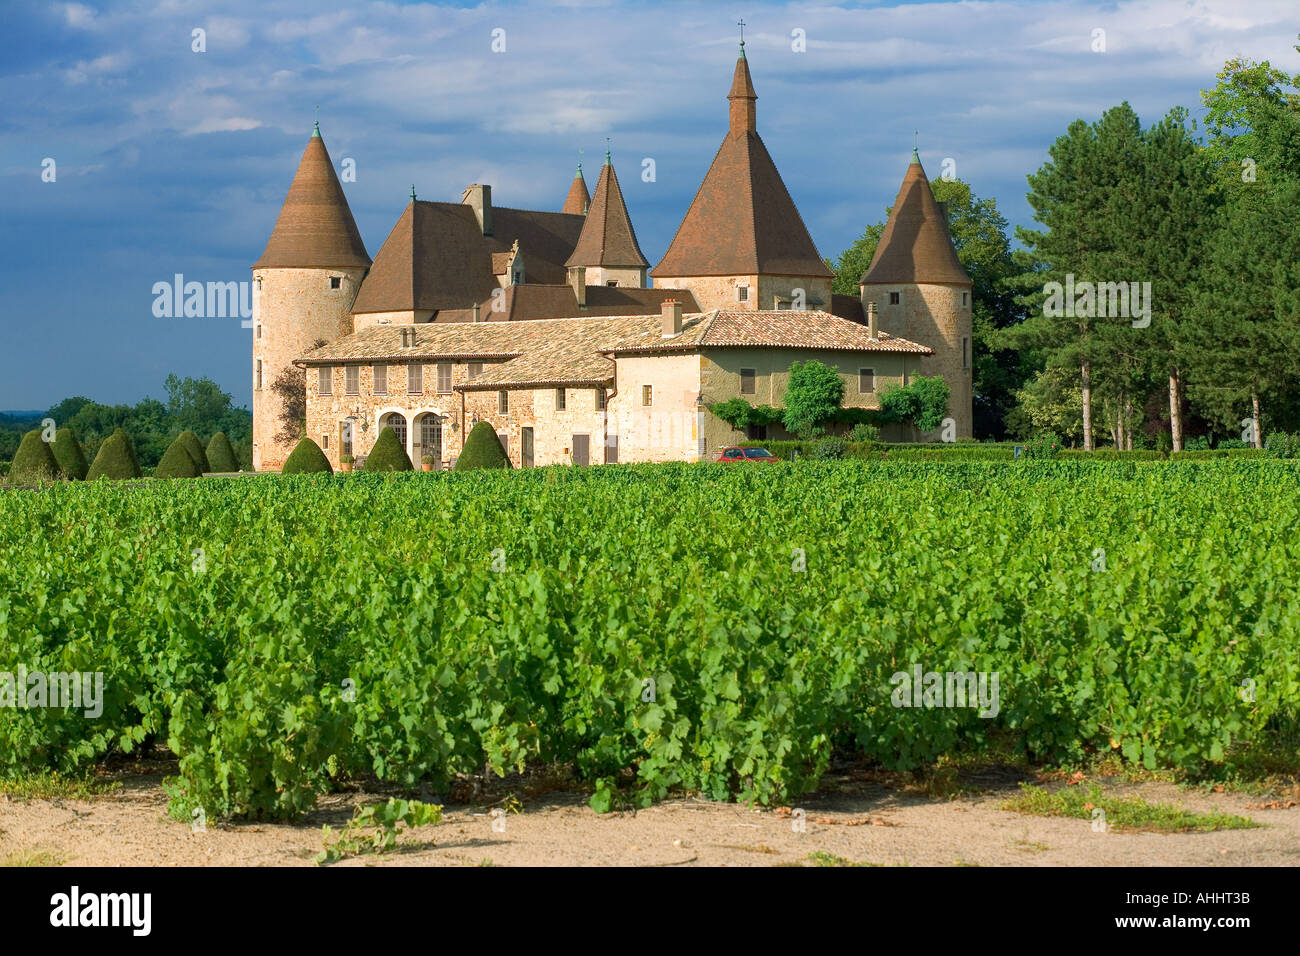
[604,137,611,165]
[410,184,417,202]
[912,130,919,163]
[738,18,746,57]
[313,105,320,137]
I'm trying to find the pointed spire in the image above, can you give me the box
[565,157,648,269]
[253,126,370,270]
[860,155,969,286]
[728,48,757,134]
[562,160,590,215]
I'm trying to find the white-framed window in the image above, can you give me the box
[859,368,875,394]
[408,363,422,394]
[556,388,566,411]
[595,388,606,411]
[373,364,387,395]
[345,365,359,395]
[318,366,332,395]
[642,384,653,406]
[437,363,452,394]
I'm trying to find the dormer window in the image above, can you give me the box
[330,276,342,290]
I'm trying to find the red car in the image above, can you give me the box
[715,446,780,463]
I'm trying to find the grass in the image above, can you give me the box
[1,848,64,867]
[1002,783,1260,833]
[0,772,121,801]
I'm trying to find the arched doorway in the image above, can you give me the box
[414,412,443,466]
[380,411,408,453]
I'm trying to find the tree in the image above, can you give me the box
[51,428,88,480]
[781,360,844,439]
[206,432,239,473]
[830,178,1033,438]
[281,437,333,475]
[10,431,61,483]
[455,422,510,470]
[879,376,951,434]
[86,429,142,480]
[155,437,200,478]
[364,427,413,472]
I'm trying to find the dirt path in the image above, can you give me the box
[2,770,1296,866]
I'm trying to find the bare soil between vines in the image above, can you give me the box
[2,761,1297,867]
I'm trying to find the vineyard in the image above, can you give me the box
[2,460,1298,821]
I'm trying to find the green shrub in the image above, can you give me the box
[364,427,413,472]
[155,438,201,478]
[782,360,844,438]
[1217,438,1250,450]
[206,432,239,473]
[281,437,333,475]
[848,423,881,444]
[175,430,211,474]
[1022,433,1062,460]
[9,430,61,484]
[813,437,848,460]
[710,398,784,431]
[1184,435,1210,451]
[1059,448,1165,460]
[86,429,142,480]
[52,428,88,480]
[455,422,510,471]
[1171,448,1263,460]
[1264,432,1300,459]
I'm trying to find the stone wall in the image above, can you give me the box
[651,274,832,313]
[862,282,972,438]
[252,266,366,471]
[609,354,704,462]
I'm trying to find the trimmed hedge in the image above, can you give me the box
[87,429,143,481]
[177,430,211,474]
[156,438,201,478]
[281,437,333,475]
[739,441,1016,461]
[364,427,413,472]
[10,430,61,483]
[52,428,88,480]
[1171,448,1264,460]
[455,421,510,470]
[1058,449,1166,460]
[206,431,239,473]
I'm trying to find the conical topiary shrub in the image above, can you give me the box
[87,429,143,480]
[52,428,88,480]
[155,436,200,478]
[363,427,413,472]
[206,431,239,473]
[176,430,211,474]
[454,421,511,470]
[10,430,61,483]
[281,437,333,475]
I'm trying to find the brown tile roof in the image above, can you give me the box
[566,158,648,269]
[860,158,971,286]
[651,55,833,280]
[491,252,513,274]
[434,284,701,324]
[562,165,590,215]
[253,130,371,270]
[297,311,928,387]
[603,309,933,355]
[351,200,585,314]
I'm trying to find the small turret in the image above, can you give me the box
[562,163,590,215]
[564,152,648,288]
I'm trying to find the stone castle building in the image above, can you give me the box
[251,47,970,470]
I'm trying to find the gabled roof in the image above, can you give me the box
[562,164,590,215]
[860,156,970,286]
[565,158,648,269]
[254,127,371,270]
[651,54,833,280]
[351,200,585,314]
[602,310,932,355]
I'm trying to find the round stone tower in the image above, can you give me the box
[251,123,370,471]
[859,151,973,439]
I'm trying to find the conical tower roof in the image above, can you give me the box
[860,155,969,285]
[562,163,590,215]
[652,52,832,279]
[565,155,648,268]
[253,126,371,270]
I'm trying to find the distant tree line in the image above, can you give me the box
[0,374,252,469]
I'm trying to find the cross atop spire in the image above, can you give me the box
[738,18,746,57]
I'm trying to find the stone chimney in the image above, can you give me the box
[569,265,587,307]
[867,301,878,339]
[661,298,683,337]
[461,184,493,236]
[472,302,481,323]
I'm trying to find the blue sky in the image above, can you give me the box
[1,0,1297,409]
